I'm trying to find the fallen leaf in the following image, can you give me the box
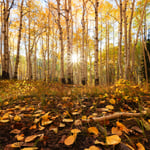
[94,139,105,145]
[64,134,77,146]
[34,118,40,124]
[25,135,38,143]
[4,101,9,105]
[71,129,81,134]
[106,135,121,145]
[106,105,114,110]
[109,99,116,104]
[30,124,37,130]
[89,145,100,150]
[41,112,50,120]
[0,119,9,123]
[49,126,58,134]
[59,123,66,128]
[41,120,53,126]
[72,111,81,115]
[136,143,145,150]
[2,113,9,119]
[11,142,24,148]
[88,127,99,136]
[111,127,122,136]
[21,147,38,150]
[62,118,73,123]
[38,123,45,130]
[116,121,129,134]
[15,134,24,141]
[82,116,87,120]
[74,119,82,126]
[10,129,21,134]
[14,115,21,121]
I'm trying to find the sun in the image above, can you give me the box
[71,53,79,63]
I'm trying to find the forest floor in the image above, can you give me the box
[0,80,150,150]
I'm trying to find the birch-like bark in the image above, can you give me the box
[81,0,86,85]
[124,0,128,79]
[47,0,50,80]
[0,2,3,76]
[117,0,123,79]
[42,35,46,81]
[56,0,65,84]
[28,0,32,80]
[68,0,73,84]
[2,0,10,79]
[127,0,135,80]
[94,0,99,85]
[14,0,24,79]
[131,0,148,73]
[100,14,102,84]
[65,0,72,84]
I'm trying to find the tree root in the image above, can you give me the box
[82,112,146,123]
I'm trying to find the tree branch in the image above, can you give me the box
[82,112,146,123]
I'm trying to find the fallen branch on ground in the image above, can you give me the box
[82,112,146,123]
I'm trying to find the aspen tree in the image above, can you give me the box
[14,0,24,79]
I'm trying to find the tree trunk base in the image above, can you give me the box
[2,71,9,80]
[61,78,66,84]
[95,78,99,86]
[68,78,73,84]
[13,73,17,80]
[82,79,86,85]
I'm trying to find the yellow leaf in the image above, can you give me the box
[136,143,145,150]
[89,145,100,150]
[71,129,81,134]
[116,121,129,134]
[94,139,105,145]
[109,99,116,104]
[62,118,73,123]
[74,119,82,126]
[88,127,99,136]
[111,127,122,136]
[10,129,21,134]
[34,118,40,124]
[72,111,81,115]
[30,124,37,130]
[14,115,21,121]
[0,119,9,123]
[15,134,24,141]
[25,135,38,143]
[21,147,38,150]
[41,120,53,126]
[106,105,114,110]
[2,113,9,119]
[38,123,45,130]
[15,105,20,109]
[59,123,66,128]
[11,142,23,148]
[64,134,77,146]
[90,106,94,110]
[4,101,9,105]
[82,116,87,120]
[49,126,58,134]
[106,135,121,145]
[41,112,50,120]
